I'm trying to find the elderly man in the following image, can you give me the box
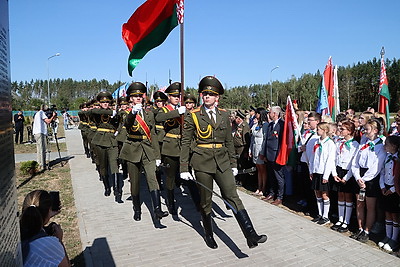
[260,106,285,205]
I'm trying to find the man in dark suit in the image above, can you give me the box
[14,110,25,144]
[260,106,285,205]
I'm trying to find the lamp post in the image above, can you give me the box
[270,66,279,106]
[47,53,61,105]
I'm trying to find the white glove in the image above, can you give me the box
[132,104,142,113]
[177,106,186,115]
[232,168,238,177]
[155,159,161,167]
[111,110,117,117]
[180,172,195,181]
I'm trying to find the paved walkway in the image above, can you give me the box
[64,129,399,266]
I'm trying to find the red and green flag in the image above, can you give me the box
[378,57,390,131]
[122,0,179,76]
[276,96,301,165]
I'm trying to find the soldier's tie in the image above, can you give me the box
[209,110,216,126]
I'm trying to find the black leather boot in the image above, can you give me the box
[234,209,267,248]
[114,173,124,203]
[132,195,141,221]
[201,212,218,249]
[150,190,169,220]
[102,176,111,196]
[167,189,177,215]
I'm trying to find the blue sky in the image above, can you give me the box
[9,0,400,89]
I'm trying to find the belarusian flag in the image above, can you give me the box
[122,0,179,76]
[378,57,390,131]
[324,57,334,115]
[276,96,301,165]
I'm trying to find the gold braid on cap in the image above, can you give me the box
[202,86,219,94]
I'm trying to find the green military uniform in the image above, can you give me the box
[90,91,122,203]
[180,76,267,249]
[87,99,99,165]
[155,82,184,215]
[119,82,168,221]
[233,110,252,184]
[78,102,90,158]
[115,97,129,179]
[152,91,168,189]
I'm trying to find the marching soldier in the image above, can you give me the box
[115,96,129,179]
[78,102,90,158]
[90,91,123,203]
[233,110,251,185]
[155,83,187,215]
[180,76,267,249]
[87,99,99,165]
[119,82,168,221]
[152,91,168,189]
[184,93,197,112]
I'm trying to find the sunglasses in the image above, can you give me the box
[202,92,218,97]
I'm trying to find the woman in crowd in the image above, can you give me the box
[20,190,70,267]
[249,108,269,196]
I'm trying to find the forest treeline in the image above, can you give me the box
[11,57,400,112]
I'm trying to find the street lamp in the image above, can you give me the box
[270,66,279,106]
[47,53,61,105]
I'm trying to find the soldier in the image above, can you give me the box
[119,82,168,221]
[77,102,90,158]
[184,93,197,111]
[232,110,251,185]
[180,76,267,249]
[152,91,168,189]
[155,83,186,215]
[87,99,99,165]
[115,96,129,179]
[90,91,123,203]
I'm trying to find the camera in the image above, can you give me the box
[43,222,57,236]
[45,104,57,119]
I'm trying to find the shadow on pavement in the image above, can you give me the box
[72,237,115,267]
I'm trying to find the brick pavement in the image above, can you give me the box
[65,129,399,266]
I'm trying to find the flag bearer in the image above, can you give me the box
[119,82,168,221]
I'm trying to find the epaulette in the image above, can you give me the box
[162,107,169,113]
[217,107,227,112]
[191,107,201,113]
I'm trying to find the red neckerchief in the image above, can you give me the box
[135,113,151,140]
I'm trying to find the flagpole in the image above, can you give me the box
[180,22,184,105]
